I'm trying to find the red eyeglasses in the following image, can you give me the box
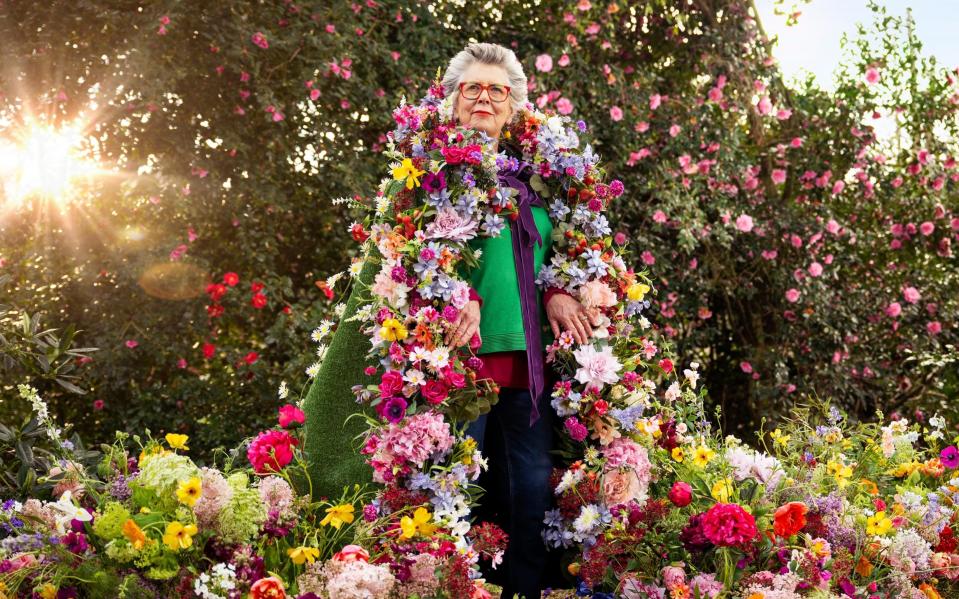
[458,81,511,102]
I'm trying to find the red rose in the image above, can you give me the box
[251,292,268,309]
[223,272,239,286]
[442,145,466,164]
[351,222,370,242]
[278,404,306,428]
[442,368,466,389]
[422,380,449,404]
[668,481,693,507]
[379,371,404,398]
[773,501,808,538]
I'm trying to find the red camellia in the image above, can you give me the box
[251,281,265,293]
[206,283,227,301]
[202,342,216,359]
[278,404,305,428]
[251,292,268,309]
[206,303,224,318]
[773,501,808,538]
[222,271,239,286]
[668,481,693,507]
[243,351,259,365]
[247,430,298,474]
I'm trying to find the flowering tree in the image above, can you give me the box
[0,0,955,458]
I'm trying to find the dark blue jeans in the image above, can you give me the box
[465,387,555,599]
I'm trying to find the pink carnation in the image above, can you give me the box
[701,503,758,547]
[247,429,298,474]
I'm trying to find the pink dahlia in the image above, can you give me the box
[701,502,758,547]
[247,429,298,474]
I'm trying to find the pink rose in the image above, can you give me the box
[441,145,465,164]
[865,67,880,85]
[927,321,942,335]
[601,468,643,505]
[250,32,269,50]
[333,544,370,563]
[668,481,693,507]
[278,404,305,428]
[379,371,404,398]
[735,214,754,233]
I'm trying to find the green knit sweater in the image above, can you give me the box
[467,206,554,354]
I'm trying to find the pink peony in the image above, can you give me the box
[247,429,298,474]
[701,502,758,547]
[669,481,693,507]
[572,344,622,391]
[278,404,305,428]
[578,280,618,310]
[603,438,652,477]
[735,214,754,232]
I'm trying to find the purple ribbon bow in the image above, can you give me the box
[497,162,546,425]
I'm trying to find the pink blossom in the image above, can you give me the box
[740,361,753,374]
[425,209,478,241]
[125,339,139,349]
[251,32,269,49]
[558,53,570,67]
[609,106,623,121]
[886,302,902,318]
[920,221,935,236]
[169,244,188,260]
[771,169,786,184]
[826,219,840,234]
[756,96,772,115]
[247,429,298,474]
[641,250,655,265]
[653,210,668,223]
[735,214,754,233]
[535,54,553,72]
[668,124,681,137]
[573,344,622,391]
[649,94,662,110]
[785,288,800,303]
[927,321,942,335]
[902,286,921,304]
[790,137,803,148]
[832,180,845,195]
[707,87,723,102]
[761,250,778,260]
[808,262,823,277]
[555,97,574,115]
[701,503,758,546]
[865,67,881,85]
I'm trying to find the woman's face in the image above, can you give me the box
[453,62,514,139]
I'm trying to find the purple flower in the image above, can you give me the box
[422,171,446,194]
[941,445,959,469]
[381,397,408,424]
[576,120,587,132]
[63,531,88,554]
[390,265,407,283]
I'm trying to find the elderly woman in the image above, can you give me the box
[440,42,598,599]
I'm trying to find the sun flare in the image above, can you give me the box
[0,122,98,208]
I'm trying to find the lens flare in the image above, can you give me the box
[0,123,98,207]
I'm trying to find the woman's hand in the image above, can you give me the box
[446,300,482,348]
[546,293,601,345]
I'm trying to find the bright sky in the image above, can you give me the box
[754,0,959,90]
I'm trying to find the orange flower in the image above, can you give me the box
[855,555,874,577]
[773,502,808,538]
[859,478,879,495]
[919,583,942,599]
[922,458,945,478]
[122,519,149,550]
[250,577,286,599]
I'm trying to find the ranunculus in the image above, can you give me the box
[773,501,808,538]
[668,481,693,507]
[601,468,643,505]
[247,430,298,474]
[701,503,758,547]
[333,544,371,563]
[278,404,305,428]
[421,380,449,405]
[250,576,285,599]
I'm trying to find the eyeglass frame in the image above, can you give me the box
[457,81,512,102]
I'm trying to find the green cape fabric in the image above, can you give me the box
[302,255,378,499]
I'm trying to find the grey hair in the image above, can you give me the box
[441,42,528,115]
